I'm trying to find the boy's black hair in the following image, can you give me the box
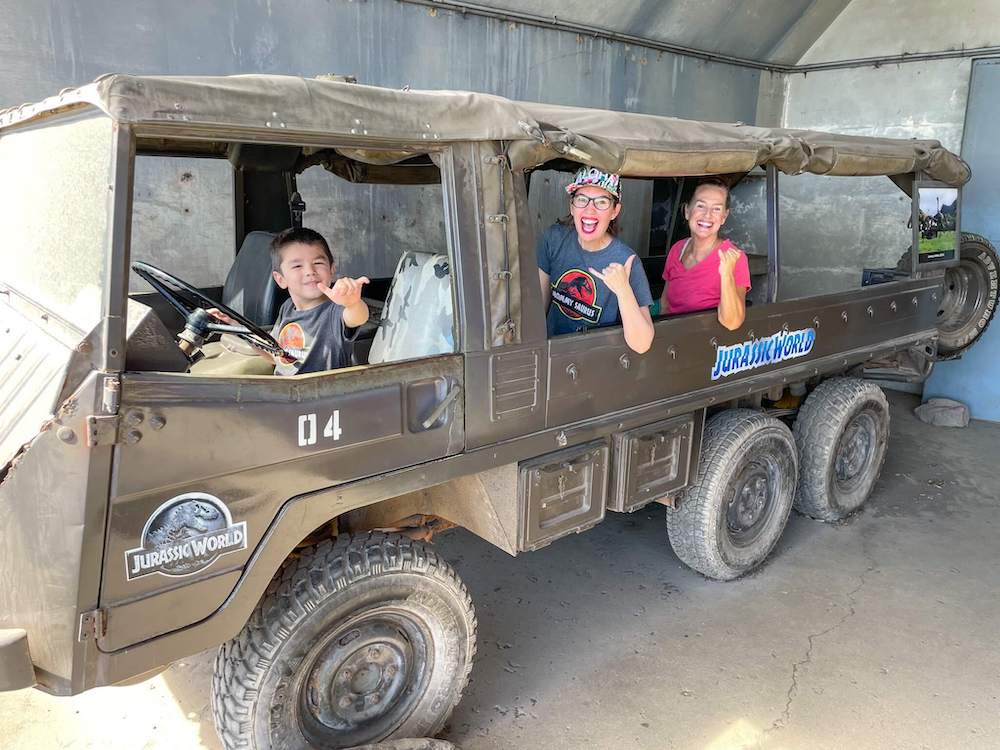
[270,227,334,273]
[690,177,731,210]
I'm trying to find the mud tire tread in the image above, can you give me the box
[211,532,476,750]
[937,232,999,358]
[666,409,797,581]
[793,377,890,522]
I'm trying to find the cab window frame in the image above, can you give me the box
[124,134,461,376]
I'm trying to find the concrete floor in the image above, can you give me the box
[2,392,999,749]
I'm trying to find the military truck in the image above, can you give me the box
[1,75,995,749]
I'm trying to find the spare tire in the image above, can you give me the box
[935,233,999,358]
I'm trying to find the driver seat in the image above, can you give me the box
[189,231,287,376]
[221,230,288,327]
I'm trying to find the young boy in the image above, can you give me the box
[214,227,370,375]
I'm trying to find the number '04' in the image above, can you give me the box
[297,411,343,447]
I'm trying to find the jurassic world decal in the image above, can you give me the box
[711,327,817,381]
[551,269,603,324]
[125,493,247,581]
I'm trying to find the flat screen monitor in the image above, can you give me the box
[912,182,960,270]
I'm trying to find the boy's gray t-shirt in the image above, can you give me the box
[270,298,359,375]
[537,223,653,337]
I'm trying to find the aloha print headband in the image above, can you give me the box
[565,167,621,199]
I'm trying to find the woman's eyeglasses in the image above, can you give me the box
[571,194,616,211]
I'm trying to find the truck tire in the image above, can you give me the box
[897,233,999,359]
[936,233,999,358]
[212,533,476,750]
[666,410,797,581]
[793,378,889,521]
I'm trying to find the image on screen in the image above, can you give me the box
[916,187,958,263]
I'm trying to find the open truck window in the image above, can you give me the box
[130,155,236,294]
[528,166,771,332]
[124,142,455,375]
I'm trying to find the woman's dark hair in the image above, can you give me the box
[689,177,731,210]
[270,226,334,272]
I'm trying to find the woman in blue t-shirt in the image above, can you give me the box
[537,167,654,354]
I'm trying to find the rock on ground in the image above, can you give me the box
[914,397,970,427]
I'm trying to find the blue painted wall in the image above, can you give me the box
[924,58,1000,422]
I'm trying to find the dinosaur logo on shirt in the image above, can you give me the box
[551,269,602,324]
[277,322,309,362]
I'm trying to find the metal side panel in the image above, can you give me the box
[608,411,704,513]
[99,355,465,651]
[0,371,108,691]
[546,277,942,428]
[0,300,74,468]
[518,439,608,552]
[99,571,241,652]
[465,345,547,448]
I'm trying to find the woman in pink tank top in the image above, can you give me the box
[659,179,750,330]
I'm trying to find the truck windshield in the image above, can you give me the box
[0,111,113,331]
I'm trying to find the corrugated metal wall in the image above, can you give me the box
[1,0,764,114]
[0,0,763,280]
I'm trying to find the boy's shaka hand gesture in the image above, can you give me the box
[321,276,370,308]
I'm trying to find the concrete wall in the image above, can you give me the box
[779,56,970,297]
[0,0,762,286]
[773,0,1000,299]
[9,0,995,326]
[768,0,1000,419]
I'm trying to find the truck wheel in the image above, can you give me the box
[212,533,476,750]
[936,233,999,358]
[897,233,999,359]
[666,410,797,581]
[793,378,889,521]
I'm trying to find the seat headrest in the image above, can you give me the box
[368,251,453,365]
[222,231,288,328]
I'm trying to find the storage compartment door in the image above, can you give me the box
[609,411,704,512]
[518,440,608,552]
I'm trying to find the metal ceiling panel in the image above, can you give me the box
[420,0,852,65]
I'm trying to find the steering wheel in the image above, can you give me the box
[131,261,289,360]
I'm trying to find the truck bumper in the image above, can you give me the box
[0,630,35,691]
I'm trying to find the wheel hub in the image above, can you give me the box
[299,612,429,747]
[727,460,778,546]
[938,258,988,334]
[735,476,768,527]
[834,412,878,492]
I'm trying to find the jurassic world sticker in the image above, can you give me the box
[551,269,603,325]
[711,327,816,381]
[125,493,247,581]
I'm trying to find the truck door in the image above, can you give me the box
[97,146,466,653]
